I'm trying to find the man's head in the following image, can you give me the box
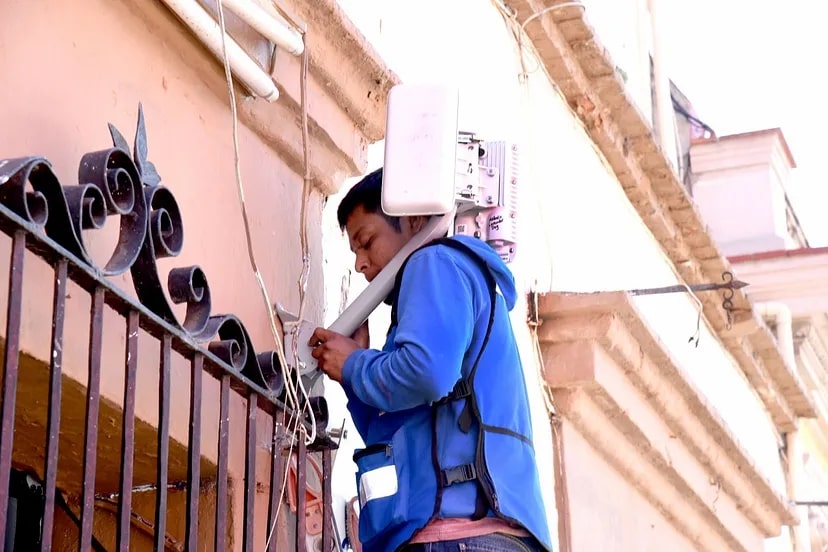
[337,168,427,282]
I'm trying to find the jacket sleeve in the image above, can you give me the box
[341,248,475,412]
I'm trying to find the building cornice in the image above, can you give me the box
[692,129,797,169]
[537,291,796,550]
[730,248,828,318]
[507,0,813,429]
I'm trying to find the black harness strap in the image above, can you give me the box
[390,238,497,521]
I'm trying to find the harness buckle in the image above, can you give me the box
[450,379,472,400]
[440,463,477,487]
[436,379,472,405]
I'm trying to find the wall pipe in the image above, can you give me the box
[756,301,810,552]
[222,0,304,56]
[159,0,302,102]
[646,0,679,169]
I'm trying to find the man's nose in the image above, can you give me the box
[354,252,369,274]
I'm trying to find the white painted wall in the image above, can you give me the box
[581,0,653,124]
[691,132,798,257]
[321,0,789,545]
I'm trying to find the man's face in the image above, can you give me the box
[345,205,423,282]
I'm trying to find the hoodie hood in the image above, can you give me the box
[450,235,518,310]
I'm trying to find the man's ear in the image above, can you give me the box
[403,215,429,235]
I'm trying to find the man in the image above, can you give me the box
[310,168,552,552]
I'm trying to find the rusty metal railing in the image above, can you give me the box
[0,105,337,551]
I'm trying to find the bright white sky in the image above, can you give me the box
[664,0,827,245]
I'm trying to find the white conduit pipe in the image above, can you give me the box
[160,0,292,102]
[647,0,679,168]
[222,0,304,56]
[756,301,810,552]
[756,302,795,369]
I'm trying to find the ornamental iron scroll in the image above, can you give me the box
[0,105,283,395]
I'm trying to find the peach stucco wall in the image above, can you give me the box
[0,0,353,548]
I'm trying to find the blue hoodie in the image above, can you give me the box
[342,235,552,552]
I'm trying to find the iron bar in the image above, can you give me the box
[117,310,139,551]
[215,374,231,552]
[81,287,105,551]
[186,354,203,552]
[322,448,333,552]
[56,491,108,552]
[154,334,172,551]
[0,198,289,415]
[0,230,25,546]
[41,259,67,550]
[796,501,828,506]
[296,439,307,552]
[1,118,295,414]
[0,111,332,552]
[629,278,748,296]
[267,410,285,552]
[244,392,258,551]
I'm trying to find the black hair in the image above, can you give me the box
[336,167,401,232]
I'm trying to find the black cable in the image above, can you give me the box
[671,94,716,136]
[55,490,109,552]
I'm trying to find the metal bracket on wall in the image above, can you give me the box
[627,271,746,330]
[559,271,748,332]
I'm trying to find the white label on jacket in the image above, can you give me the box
[358,465,398,507]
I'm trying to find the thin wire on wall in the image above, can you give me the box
[490,0,559,416]
[494,0,706,346]
[520,2,585,30]
[212,0,316,437]
[266,23,318,552]
[491,4,578,549]
[290,25,320,455]
[212,1,316,547]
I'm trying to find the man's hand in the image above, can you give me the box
[309,327,363,383]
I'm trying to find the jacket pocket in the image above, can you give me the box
[353,429,409,543]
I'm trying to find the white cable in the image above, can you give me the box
[210,2,325,547]
[490,0,559,419]
[494,0,704,350]
[520,2,586,31]
[212,0,318,446]
[290,31,319,447]
[265,411,302,550]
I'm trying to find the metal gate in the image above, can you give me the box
[0,106,336,551]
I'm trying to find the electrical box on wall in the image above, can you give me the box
[454,133,519,264]
[381,84,520,263]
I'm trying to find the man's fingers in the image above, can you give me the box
[310,345,323,360]
[308,327,332,346]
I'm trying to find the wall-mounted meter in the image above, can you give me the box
[453,133,519,264]
[382,86,520,263]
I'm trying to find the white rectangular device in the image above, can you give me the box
[381,84,460,216]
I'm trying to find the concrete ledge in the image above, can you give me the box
[507,0,814,429]
[537,291,796,548]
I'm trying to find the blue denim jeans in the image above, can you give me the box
[402,533,544,551]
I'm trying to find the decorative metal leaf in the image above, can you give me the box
[133,103,161,187]
[108,123,131,153]
[0,103,286,400]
